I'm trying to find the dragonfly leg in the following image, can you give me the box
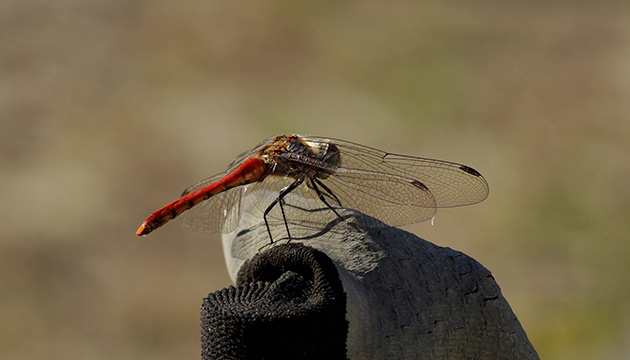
[310,178,343,220]
[263,177,304,243]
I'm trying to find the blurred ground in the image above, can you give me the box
[1,1,629,359]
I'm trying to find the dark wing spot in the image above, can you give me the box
[459,165,482,177]
[410,179,429,191]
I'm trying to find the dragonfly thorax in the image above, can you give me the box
[303,139,340,179]
[259,135,341,179]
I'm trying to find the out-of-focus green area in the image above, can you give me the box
[1,1,629,359]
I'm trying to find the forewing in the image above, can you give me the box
[302,136,489,208]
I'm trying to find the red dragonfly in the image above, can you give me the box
[136,134,489,241]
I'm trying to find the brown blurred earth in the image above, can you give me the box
[1,1,629,359]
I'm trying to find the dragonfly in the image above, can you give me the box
[136,134,489,242]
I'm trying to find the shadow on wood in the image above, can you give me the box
[218,207,539,359]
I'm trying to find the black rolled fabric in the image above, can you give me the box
[201,243,348,360]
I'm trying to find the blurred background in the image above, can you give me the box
[2,1,629,359]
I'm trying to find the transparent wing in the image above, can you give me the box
[226,134,278,168]
[316,168,438,226]
[176,137,278,233]
[244,170,438,228]
[301,136,489,208]
[243,176,336,229]
[178,173,246,233]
